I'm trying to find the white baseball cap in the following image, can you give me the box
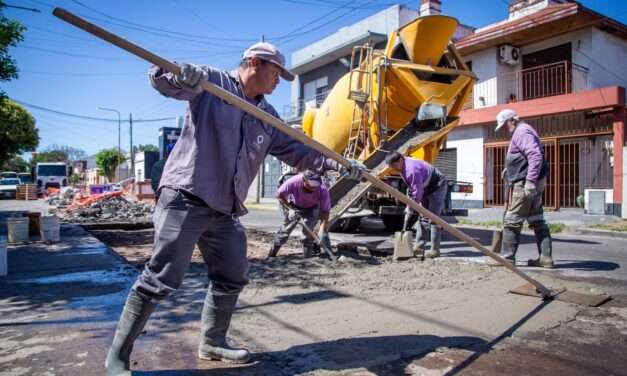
[242,42,295,81]
[495,109,519,131]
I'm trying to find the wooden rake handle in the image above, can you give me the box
[53,8,552,298]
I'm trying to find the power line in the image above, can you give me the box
[14,99,177,123]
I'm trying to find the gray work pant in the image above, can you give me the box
[133,187,249,300]
[413,178,448,243]
[504,177,548,231]
[273,205,320,249]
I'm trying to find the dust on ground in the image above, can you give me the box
[80,227,627,375]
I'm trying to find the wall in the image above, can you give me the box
[623,146,627,218]
[446,125,485,207]
[464,47,499,108]
[588,29,627,93]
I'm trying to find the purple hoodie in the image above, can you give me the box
[507,122,544,184]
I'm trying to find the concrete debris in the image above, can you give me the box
[60,195,154,223]
[45,187,79,207]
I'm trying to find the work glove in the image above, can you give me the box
[287,210,301,222]
[319,232,332,251]
[341,159,367,181]
[175,63,207,93]
[524,180,537,197]
[404,206,414,217]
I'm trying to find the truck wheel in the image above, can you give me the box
[330,217,361,232]
[381,215,403,232]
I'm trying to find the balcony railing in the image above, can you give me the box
[283,90,330,121]
[472,60,589,109]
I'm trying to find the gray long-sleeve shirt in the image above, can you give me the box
[149,65,337,216]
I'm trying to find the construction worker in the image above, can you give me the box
[270,170,332,258]
[496,109,553,268]
[105,42,365,375]
[385,151,447,258]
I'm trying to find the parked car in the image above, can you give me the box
[18,172,33,184]
[1,171,18,179]
[0,178,20,199]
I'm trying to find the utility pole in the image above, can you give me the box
[129,113,134,179]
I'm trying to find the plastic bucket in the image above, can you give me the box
[0,236,7,276]
[7,217,29,243]
[40,216,61,243]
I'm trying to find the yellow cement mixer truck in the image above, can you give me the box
[300,15,476,231]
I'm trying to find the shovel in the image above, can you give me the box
[490,169,511,253]
[393,210,414,260]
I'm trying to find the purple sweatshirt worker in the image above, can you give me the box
[385,152,448,259]
[271,171,332,257]
[496,109,553,268]
[105,42,366,376]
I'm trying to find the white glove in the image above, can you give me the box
[342,159,367,181]
[319,232,332,250]
[287,210,300,222]
[524,181,537,196]
[175,63,207,93]
[404,206,414,217]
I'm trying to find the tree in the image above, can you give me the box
[42,144,86,161]
[96,148,126,182]
[0,98,39,167]
[0,1,26,98]
[133,144,159,154]
[31,149,68,164]
[1,155,28,172]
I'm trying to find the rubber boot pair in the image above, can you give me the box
[500,227,520,265]
[424,225,442,259]
[105,289,157,376]
[528,225,554,268]
[198,291,250,364]
[413,219,429,259]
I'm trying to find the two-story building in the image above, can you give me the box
[282,0,626,216]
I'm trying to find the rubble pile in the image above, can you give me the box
[61,195,154,223]
[45,187,79,207]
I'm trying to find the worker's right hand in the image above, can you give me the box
[343,159,367,181]
[404,206,414,217]
[175,63,207,93]
[288,210,300,222]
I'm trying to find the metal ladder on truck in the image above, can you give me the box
[344,44,374,160]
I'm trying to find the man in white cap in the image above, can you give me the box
[495,109,553,268]
[105,42,365,375]
[270,170,332,258]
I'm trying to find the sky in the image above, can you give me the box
[4,0,627,158]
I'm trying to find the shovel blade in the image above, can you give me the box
[394,231,414,260]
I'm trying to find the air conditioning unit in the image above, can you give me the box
[499,44,520,66]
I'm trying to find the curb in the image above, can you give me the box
[570,228,627,240]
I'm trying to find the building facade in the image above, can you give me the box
[283,0,626,215]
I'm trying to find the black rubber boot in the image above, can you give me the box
[528,224,554,268]
[501,227,520,264]
[425,225,442,258]
[413,219,429,256]
[198,291,250,364]
[268,242,281,258]
[105,289,157,376]
[303,243,316,258]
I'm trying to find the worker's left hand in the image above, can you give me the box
[319,232,332,250]
[343,159,367,180]
[524,181,537,196]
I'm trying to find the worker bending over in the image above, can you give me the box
[270,170,332,258]
[496,109,553,268]
[105,42,365,375]
[385,151,448,258]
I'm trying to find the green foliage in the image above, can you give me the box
[42,144,86,161]
[547,222,566,234]
[96,148,127,181]
[1,155,28,172]
[0,1,26,96]
[32,149,68,163]
[69,173,81,185]
[0,98,39,167]
[133,144,159,154]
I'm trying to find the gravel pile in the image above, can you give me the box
[61,195,154,223]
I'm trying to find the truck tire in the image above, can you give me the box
[381,215,403,232]
[330,217,361,232]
